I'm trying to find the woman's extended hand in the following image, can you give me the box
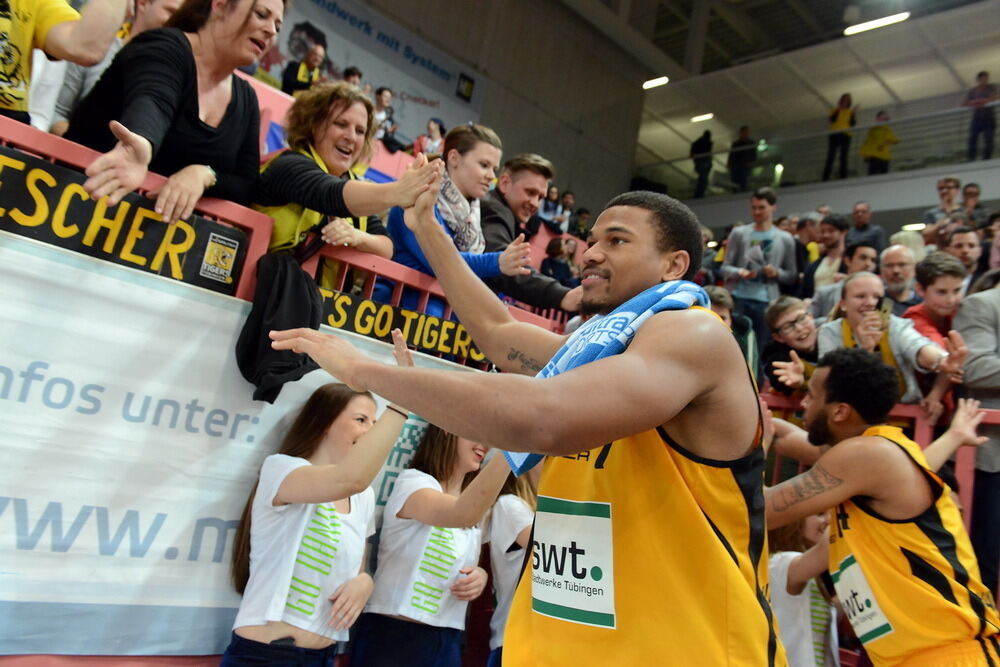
[391,153,439,208]
[83,120,152,205]
[499,234,532,276]
[322,217,364,247]
[149,164,213,224]
[402,163,444,231]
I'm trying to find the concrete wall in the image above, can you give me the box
[366,0,649,211]
[686,157,1000,238]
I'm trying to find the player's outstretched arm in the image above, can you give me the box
[404,176,565,375]
[271,309,728,456]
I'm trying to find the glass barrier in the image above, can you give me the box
[635,102,998,200]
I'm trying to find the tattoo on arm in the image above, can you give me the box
[772,462,843,512]
[507,348,543,373]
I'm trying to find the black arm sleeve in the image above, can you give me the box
[117,30,191,156]
[257,151,351,216]
[362,212,388,237]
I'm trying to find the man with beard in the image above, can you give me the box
[945,226,986,295]
[801,215,848,299]
[880,245,921,316]
[766,348,999,666]
[271,186,785,664]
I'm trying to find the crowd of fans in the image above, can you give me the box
[689,72,997,196]
[2,0,999,663]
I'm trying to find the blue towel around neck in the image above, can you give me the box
[503,279,709,474]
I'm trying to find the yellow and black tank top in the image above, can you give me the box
[828,425,999,665]
[502,420,786,665]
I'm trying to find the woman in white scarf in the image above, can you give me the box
[381,124,529,315]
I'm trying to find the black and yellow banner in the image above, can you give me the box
[318,286,486,363]
[0,146,247,295]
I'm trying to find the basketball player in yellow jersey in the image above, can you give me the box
[271,178,786,664]
[767,348,999,666]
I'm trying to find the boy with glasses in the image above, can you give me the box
[763,296,819,395]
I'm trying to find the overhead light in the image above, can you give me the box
[643,76,670,90]
[844,11,910,35]
[901,223,926,232]
[690,113,714,123]
[707,241,718,249]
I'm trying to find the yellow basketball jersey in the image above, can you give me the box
[828,426,999,665]
[502,424,786,665]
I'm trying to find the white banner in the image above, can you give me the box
[0,232,471,655]
[255,0,488,144]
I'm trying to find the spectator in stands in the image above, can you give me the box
[810,241,878,320]
[351,424,510,666]
[890,229,928,263]
[342,65,362,86]
[815,204,832,219]
[690,129,712,198]
[822,93,857,181]
[540,237,579,288]
[988,211,1000,271]
[954,277,1000,595]
[568,207,591,240]
[373,86,401,151]
[763,296,819,395]
[486,473,536,667]
[554,190,575,233]
[721,187,796,357]
[923,176,963,227]
[0,0,128,124]
[411,117,445,155]
[281,43,323,97]
[49,0,182,137]
[881,244,922,316]
[68,0,285,221]
[904,252,967,425]
[961,182,989,227]
[775,216,793,234]
[695,226,716,286]
[800,214,848,298]
[795,216,820,264]
[705,285,758,377]
[817,272,960,404]
[944,226,985,294]
[846,200,885,253]
[537,184,563,233]
[859,109,898,175]
[383,124,531,314]
[224,351,410,663]
[255,82,438,262]
[727,125,756,192]
[481,154,581,312]
[962,70,997,161]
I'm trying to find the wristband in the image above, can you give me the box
[385,405,407,419]
[930,352,949,373]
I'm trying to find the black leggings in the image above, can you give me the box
[823,132,851,180]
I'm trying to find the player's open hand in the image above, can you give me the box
[270,328,370,390]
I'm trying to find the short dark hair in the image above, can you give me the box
[796,217,815,231]
[751,187,777,205]
[845,241,876,259]
[977,71,989,79]
[562,190,574,198]
[577,207,591,216]
[704,285,733,310]
[603,191,703,281]
[817,348,899,423]
[545,237,564,258]
[375,86,392,97]
[820,214,849,233]
[915,252,966,287]
[963,182,980,192]
[947,226,978,246]
[343,66,362,79]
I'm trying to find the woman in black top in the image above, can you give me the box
[69,0,286,222]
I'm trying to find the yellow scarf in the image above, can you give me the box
[841,318,907,399]
[256,144,368,252]
[296,60,319,84]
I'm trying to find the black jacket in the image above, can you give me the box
[481,190,570,309]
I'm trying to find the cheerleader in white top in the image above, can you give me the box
[221,330,413,666]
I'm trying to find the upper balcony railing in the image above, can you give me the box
[635,101,998,201]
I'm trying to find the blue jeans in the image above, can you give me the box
[487,647,503,667]
[349,613,462,667]
[968,117,995,161]
[219,632,336,666]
